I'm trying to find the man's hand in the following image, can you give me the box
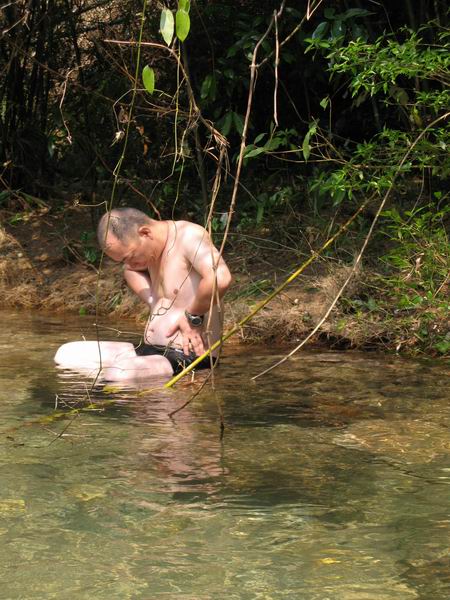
[166,314,206,357]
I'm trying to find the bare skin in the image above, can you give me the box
[54,219,232,382]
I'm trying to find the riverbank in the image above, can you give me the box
[1,204,448,357]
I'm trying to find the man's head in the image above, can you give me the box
[97,207,161,270]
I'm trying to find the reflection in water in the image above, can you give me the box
[0,310,449,599]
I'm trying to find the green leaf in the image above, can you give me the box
[0,190,10,202]
[200,74,212,100]
[200,74,216,102]
[178,0,190,12]
[265,136,283,151]
[311,21,328,40]
[351,23,366,40]
[331,188,346,205]
[341,8,373,21]
[244,146,265,159]
[253,133,267,144]
[320,96,330,109]
[331,20,345,38]
[142,65,155,94]
[282,51,295,64]
[160,8,174,46]
[226,45,239,58]
[233,112,244,136]
[176,8,190,42]
[302,131,311,161]
[218,111,233,136]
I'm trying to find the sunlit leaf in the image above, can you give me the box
[176,9,190,42]
[142,65,155,94]
[178,0,190,13]
[160,8,174,46]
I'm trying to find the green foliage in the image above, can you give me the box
[324,29,449,97]
[236,185,298,231]
[307,6,372,46]
[379,202,449,302]
[142,66,155,94]
[196,11,273,140]
[309,125,449,207]
[370,201,450,355]
[176,0,191,42]
[305,24,449,212]
[79,231,99,265]
[337,200,449,355]
[242,127,303,163]
[217,111,244,137]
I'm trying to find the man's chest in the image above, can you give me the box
[150,258,199,301]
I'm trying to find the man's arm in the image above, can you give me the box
[185,235,232,316]
[124,268,153,306]
[166,224,232,356]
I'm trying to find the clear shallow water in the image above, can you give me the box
[0,310,449,600]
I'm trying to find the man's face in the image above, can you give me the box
[104,228,154,270]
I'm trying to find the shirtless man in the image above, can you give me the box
[54,207,232,381]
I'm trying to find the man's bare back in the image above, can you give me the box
[54,209,232,382]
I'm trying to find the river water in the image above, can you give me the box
[0,310,449,599]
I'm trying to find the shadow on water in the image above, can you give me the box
[0,310,449,599]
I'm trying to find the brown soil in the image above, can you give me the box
[0,206,139,316]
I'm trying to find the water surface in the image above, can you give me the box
[0,310,449,599]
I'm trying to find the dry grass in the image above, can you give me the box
[0,217,146,321]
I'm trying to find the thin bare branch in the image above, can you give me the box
[273,9,280,127]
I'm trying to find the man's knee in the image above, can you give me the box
[54,341,135,368]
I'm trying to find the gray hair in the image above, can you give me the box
[97,207,151,248]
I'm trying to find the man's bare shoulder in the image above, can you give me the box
[173,220,210,245]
